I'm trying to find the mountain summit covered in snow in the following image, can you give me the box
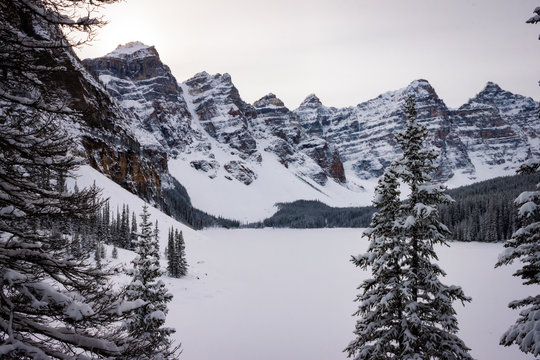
[80,41,540,220]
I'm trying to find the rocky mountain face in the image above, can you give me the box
[85,45,349,187]
[7,30,227,227]
[293,80,474,181]
[449,82,539,169]
[82,42,539,196]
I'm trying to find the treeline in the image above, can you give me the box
[441,172,539,242]
[64,193,187,277]
[160,176,240,229]
[248,200,375,228]
[251,172,539,242]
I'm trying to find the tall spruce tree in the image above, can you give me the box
[346,96,473,360]
[0,0,145,356]
[0,112,141,359]
[167,227,177,277]
[345,165,406,358]
[175,230,188,277]
[495,160,540,356]
[124,204,179,359]
[131,211,138,249]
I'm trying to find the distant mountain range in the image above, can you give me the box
[78,41,539,221]
[12,30,537,222]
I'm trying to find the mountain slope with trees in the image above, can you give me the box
[256,172,539,242]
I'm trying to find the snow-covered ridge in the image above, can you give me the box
[105,41,156,59]
[82,44,539,221]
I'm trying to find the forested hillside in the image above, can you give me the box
[255,172,539,242]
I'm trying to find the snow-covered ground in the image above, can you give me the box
[168,150,512,223]
[101,227,537,360]
[168,154,376,223]
[161,229,535,360]
[76,166,535,360]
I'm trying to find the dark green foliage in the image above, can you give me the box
[167,227,188,278]
[255,173,539,242]
[159,176,240,229]
[441,172,540,242]
[252,200,375,229]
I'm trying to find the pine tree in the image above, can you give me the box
[175,230,188,277]
[345,165,405,358]
[120,204,130,249]
[112,245,119,259]
[131,210,138,249]
[395,96,472,359]
[124,204,179,359]
[0,113,139,359]
[495,159,540,356]
[167,227,177,277]
[346,96,473,360]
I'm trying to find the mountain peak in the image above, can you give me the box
[482,81,502,92]
[253,93,285,108]
[106,41,156,59]
[407,79,433,90]
[299,94,322,107]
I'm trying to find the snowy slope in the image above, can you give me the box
[72,165,203,247]
[168,151,375,223]
[76,165,535,360]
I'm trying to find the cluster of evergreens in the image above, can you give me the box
[160,178,240,230]
[249,200,374,228]
[166,227,188,278]
[441,172,539,242]
[66,197,189,277]
[254,173,539,242]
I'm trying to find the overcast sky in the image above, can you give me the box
[77,0,540,109]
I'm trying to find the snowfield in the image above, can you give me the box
[76,166,536,360]
[108,227,536,360]
[164,229,536,360]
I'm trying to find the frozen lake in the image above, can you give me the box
[163,228,536,360]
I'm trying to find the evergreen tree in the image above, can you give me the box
[495,159,540,356]
[131,210,138,249]
[124,204,179,359]
[120,204,130,249]
[112,245,119,259]
[345,165,405,358]
[0,111,138,359]
[167,227,177,277]
[346,96,473,360]
[175,230,188,277]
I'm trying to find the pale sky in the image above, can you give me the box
[77,0,540,109]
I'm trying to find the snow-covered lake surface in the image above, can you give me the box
[162,228,536,360]
[75,166,535,359]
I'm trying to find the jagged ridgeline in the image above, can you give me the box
[255,172,539,242]
[80,41,539,221]
[8,27,538,226]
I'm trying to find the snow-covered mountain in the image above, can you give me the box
[81,41,539,221]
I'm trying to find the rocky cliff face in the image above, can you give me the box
[294,80,538,181]
[31,44,171,202]
[293,80,470,180]
[7,32,210,226]
[82,42,194,152]
[450,82,539,170]
[82,42,539,205]
[251,93,346,185]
